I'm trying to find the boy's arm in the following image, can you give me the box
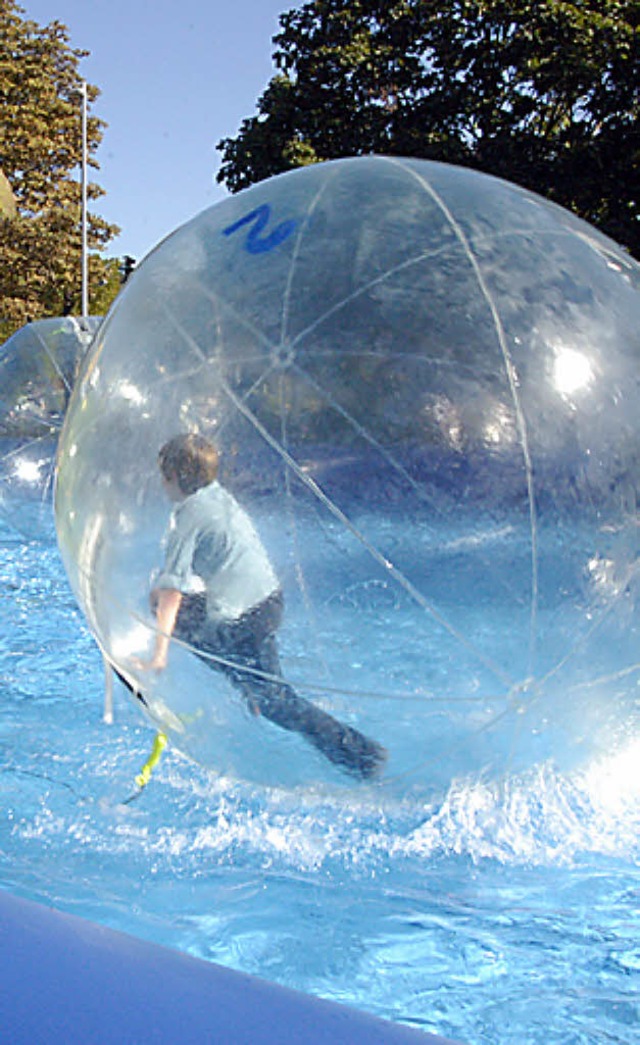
[139,587,183,671]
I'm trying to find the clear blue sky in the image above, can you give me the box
[22,0,294,262]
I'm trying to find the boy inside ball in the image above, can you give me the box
[134,433,387,780]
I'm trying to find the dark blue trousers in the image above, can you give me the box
[176,591,385,779]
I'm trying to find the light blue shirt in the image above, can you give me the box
[153,481,279,622]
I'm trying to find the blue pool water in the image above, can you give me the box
[1,517,639,1045]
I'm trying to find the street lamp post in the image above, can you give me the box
[80,81,88,320]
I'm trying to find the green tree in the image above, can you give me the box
[217,0,639,256]
[0,0,120,337]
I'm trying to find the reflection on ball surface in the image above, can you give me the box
[54,157,640,791]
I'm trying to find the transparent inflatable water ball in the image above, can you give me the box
[55,157,640,792]
[0,316,100,538]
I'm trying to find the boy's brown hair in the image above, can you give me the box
[158,433,219,495]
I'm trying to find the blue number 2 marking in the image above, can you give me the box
[222,203,298,255]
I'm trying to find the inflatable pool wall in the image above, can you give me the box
[0,891,461,1044]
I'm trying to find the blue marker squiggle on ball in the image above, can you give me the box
[222,203,298,255]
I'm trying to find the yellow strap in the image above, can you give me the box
[134,732,168,789]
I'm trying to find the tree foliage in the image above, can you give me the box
[0,1,120,337]
[217,0,639,256]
